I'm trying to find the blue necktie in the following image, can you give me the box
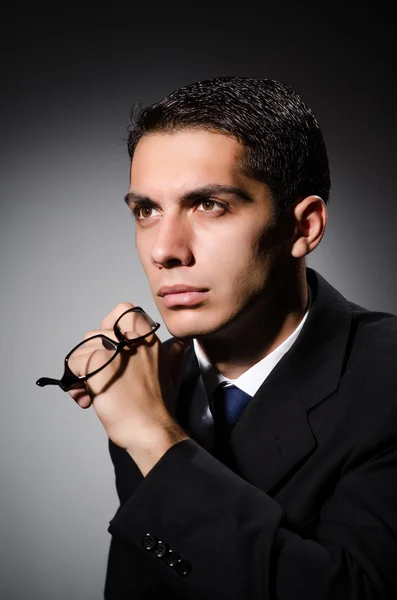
[212,383,252,430]
[211,384,252,464]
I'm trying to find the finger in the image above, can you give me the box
[83,330,118,342]
[68,331,119,389]
[101,302,135,330]
[69,331,118,361]
[68,385,92,409]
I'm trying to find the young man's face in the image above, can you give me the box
[127,129,289,340]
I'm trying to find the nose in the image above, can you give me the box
[151,215,194,269]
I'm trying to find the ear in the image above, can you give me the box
[290,195,327,258]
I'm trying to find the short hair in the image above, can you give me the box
[127,76,330,214]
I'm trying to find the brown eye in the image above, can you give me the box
[196,200,227,215]
[134,206,158,219]
[140,207,153,218]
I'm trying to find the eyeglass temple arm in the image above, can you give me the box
[36,377,63,387]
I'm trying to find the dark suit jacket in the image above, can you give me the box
[104,268,397,599]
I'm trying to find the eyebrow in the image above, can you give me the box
[123,184,254,208]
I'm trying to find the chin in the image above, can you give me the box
[165,322,210,340]
[162,308,232,340]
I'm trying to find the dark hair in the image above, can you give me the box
[127,76,330,214]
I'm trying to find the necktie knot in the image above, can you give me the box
[212,383,252,430]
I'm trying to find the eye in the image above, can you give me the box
[196,200,226,214]
[133,206,160,220]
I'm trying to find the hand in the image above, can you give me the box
[68,302,189,473]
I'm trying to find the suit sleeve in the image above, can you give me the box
[106,420,397,600]
[104,439,191,599]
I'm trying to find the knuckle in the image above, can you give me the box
[117,301,134,311]
[83,330,97,340]
[101,302,134,329]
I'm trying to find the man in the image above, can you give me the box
[69,77,397,599]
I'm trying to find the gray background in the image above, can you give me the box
[1,10,396,599]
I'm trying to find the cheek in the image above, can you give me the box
[135,234,154,273]
[215,225,280,296]
[204,237,269,300]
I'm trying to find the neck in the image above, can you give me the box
[196,263,309,379]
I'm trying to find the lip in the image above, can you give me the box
[157,285,209,308]
[158,285,208,297]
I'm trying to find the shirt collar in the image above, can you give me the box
[193,301,310,399]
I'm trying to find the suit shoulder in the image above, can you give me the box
[344,303,397,393]
[349,302,397,348]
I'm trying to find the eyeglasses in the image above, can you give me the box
[36,307,160,392]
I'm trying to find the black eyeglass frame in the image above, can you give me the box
[36,307,161,392]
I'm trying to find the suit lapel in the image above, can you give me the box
[287,268,352,412]
[230,358,316,493]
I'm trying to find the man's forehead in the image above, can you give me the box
[129,130,246,192]
[131,129,243,164]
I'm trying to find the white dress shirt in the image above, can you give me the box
[188,306,310,449]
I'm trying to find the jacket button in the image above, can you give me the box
[164,550,179,567]
[175,558,191,576]
[142,533,156,552]
[154,541,168,558]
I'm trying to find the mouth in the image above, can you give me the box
[157,285,209,308]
